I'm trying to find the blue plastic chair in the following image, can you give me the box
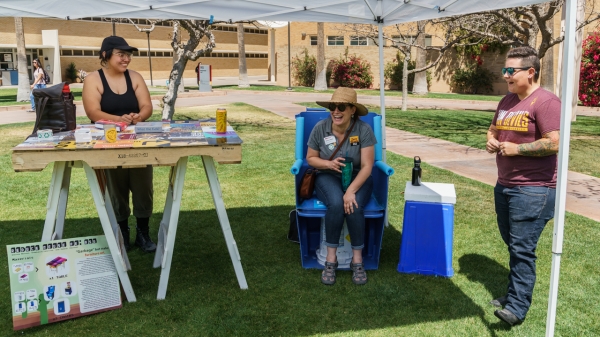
[290,109,394,270]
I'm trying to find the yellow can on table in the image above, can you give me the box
[216,108,227,134]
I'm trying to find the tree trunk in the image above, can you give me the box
[15,18,30,102]
[540,16,555,92]
[314,22,327,91]
[402,56,409,111]
[412,21,428,95]
[541,44,554,91]
[161,20,215,120]
[162,52,186,120]
[237,23,249,88]
[556,0,586,121]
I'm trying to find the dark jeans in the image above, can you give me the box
[494,182,555,321]
[315,172,373,250]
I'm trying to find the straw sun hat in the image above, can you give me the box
[316,87,368,116]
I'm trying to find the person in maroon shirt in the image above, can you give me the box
[486,46,561,326]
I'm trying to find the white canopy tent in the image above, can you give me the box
[0,1,577,336]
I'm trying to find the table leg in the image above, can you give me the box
[96,170,132,272]
[53,164,72,240]
[155,157,188,300]
[42,162,68,241]
[201,155,248,290]
[83,163,136,302]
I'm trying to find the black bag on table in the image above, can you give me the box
[30,82,76,137]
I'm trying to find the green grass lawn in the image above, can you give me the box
[1,104,599,336]
[205,84,504,102]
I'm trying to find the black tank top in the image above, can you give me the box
[98,69,139,117]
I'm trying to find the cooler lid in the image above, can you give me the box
[404,182,456,204]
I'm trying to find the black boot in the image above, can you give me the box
[135,217,157,253]
[118,220,130,251]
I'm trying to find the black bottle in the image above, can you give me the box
[412,156,422,186]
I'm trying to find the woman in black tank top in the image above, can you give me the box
[97,68,140,119]
[82,36,156,253]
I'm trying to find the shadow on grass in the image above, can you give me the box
[1,206,505,335]
[459,254,513,333]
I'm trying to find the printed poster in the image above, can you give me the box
[6,236,121,330]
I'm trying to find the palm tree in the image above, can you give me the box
[237,23,249,88]
[314,22,327,91]
[15,17,30,102]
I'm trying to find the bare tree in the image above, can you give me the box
[314,22,327,91]
[162,20,215,120]
[237,23,249,88]
[458,1,600,89]
[15,18,30,102]
[343,20,475,110]
[128,19,157,86]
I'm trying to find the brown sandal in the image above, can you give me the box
[321,261,338,285]
[351,262,367,285]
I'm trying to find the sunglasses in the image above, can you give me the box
[501,67,531,76]
[328,103,353,112]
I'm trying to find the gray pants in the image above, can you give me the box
[105,166,153,222]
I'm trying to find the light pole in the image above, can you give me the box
[146,31,153,86]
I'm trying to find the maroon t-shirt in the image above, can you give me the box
[492,87,561,188]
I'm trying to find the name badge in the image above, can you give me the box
[324,135,337,150]
[349,136,359,146]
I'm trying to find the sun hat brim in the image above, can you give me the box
[315,87,368,116]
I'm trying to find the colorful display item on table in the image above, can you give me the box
[135,122,163,133]
[14,119,243,151]
[104,125,117,143]
[37,129,53,139]
[94,120,128,132]
[74,128,92,143]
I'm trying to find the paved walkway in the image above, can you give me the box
[3,89,599,222]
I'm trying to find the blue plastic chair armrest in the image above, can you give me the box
[291,159,303,175]
[375,161,395,177]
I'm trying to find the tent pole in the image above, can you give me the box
[378,21,386,163]
[546,0,576,336]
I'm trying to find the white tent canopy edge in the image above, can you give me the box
[0,1,575,336]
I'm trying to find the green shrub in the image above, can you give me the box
[65,62,78,83]
[451,65,496,94]
[330,48,373,88]
[291,48,316,87]
[384,52,415,89]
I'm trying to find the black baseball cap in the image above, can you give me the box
[100,36,138,53]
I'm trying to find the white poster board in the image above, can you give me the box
[6,235,121,330]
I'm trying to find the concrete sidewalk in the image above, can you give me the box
[3,89,599,222]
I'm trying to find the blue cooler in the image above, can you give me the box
[398,182,456,277]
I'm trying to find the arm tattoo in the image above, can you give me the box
[517,138,558,157]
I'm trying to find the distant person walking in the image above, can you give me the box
[27,58,47,112]
[486,46,561,326]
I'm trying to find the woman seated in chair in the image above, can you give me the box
[307,87,376,285]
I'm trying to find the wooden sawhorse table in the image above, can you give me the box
[12,143,248,301]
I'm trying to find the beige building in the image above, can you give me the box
[0,18,268,86]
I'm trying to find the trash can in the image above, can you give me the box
[397,182,456,277]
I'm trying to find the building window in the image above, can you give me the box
[328,36,344,46]
[310,36,318,46]
[391,35,432,47]
[350,36,372,46]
